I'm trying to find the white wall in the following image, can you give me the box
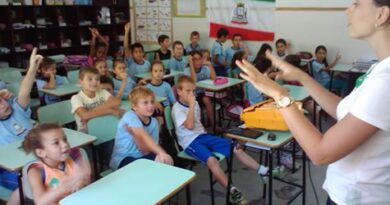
[167,5,375,63]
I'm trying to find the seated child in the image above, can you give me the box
[275,38,290,60]
[99,75,114,95]
[123,22,151,81]
[154,34,171,61]
[36,57,69,105]
[112,59,136,100]
[110,86,173,170]
[22,123,91,205]
[253,43,272,65]
[185,50,219,131]
[145,61,176,125]
[1,48,42,205]
[247,56,273,105]
[225,33,249,69]
[168,41,188,72]
[88,27,109,66]
[211,28,229,76]
[94,59,110,77]
[185,31,202,53]
[230,51,248,79]
[71,66,122,133]
[284,55,302,86]
[311,45,348,96]
[172,76,269,204]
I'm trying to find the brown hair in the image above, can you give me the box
[78,66,100,80]
[39,58,56,71]
[190,31,200,37]
[150,60,164,72]
[22,123,62,154]
[129,86,155,105]
[93,59,106,68]
[172,41,184,50]
[113,59,126,70]
[285,54,301,67]
[176,75,195,90]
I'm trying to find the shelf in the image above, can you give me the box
[0,3,130,67]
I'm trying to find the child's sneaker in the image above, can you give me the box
[281,152,301,170]
[272,166,286,178]
[257,165,269,182]
[230,187,248,205]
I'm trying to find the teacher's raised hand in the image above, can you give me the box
[265,50,306,82]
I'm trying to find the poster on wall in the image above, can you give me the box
[134,0,173,44]
[208,0,275,41]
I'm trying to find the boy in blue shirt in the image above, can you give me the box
[185,31,202,53]
[0,48,42,205]
[110,86,173,170]
[112,59,136,100]
[124,22,151,81]
[172,76,269,204]
[184,50,219,131]
[168,41,188,72]
[225,33,249,69]
[211,28,229,76]
[36,57,69,105]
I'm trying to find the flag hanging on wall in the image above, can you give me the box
[209,0,275,41]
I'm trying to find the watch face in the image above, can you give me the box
[278,96,291,107]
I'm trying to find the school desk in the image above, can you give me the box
[224,126,306,205]
[196,78,245,133]
[0,67,25,74]
[60,159,196,205]
[39,84,81,97]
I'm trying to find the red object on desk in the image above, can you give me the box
[213,77,228,85]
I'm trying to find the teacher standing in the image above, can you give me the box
[236,1,390,204]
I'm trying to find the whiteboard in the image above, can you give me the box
[276,0,353,8]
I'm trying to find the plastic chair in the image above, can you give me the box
[1,71,23,83]
[144,51,155,63]
[87,115,119,178]
[22,148,90,201]
[0,186,12,202]
[165,106,226,205]
[161,59,170,69]
[7,82,40,108]
[67,70,79,84]
[37,100,74,125]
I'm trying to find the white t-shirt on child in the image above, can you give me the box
[71,89,111,132]
[323,57,390,205]
[172,101,206,149]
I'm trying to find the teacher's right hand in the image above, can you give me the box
[265,50,305,82]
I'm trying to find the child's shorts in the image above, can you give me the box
[185,134,232,164]
[118,153,156,169]
[0,168,18,190]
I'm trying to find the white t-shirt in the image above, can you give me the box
[171,101,206,149]
[323,57,390,205]
[71,89,111,132]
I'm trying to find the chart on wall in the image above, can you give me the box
[133,0,173,44]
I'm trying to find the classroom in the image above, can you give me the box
[1,0,389,205]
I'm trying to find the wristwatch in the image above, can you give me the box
[276,95,295,109]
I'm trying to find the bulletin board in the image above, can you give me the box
[173,0,206,17]
[133,0,173,44]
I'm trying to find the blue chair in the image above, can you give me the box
[87,115,119,178]
[37,100,74,125]
[67,70,79,84]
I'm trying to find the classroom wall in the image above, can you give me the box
[129,0,376,63]
[168,4,375,63]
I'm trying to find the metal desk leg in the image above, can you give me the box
[213,92,216,134]
[18,172,25,205]
[329,70,334,91]
[226,140,235,205]
[268,150,273,205]
[302,152,307,205]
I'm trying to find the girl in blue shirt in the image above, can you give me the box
[311,45,348,96]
